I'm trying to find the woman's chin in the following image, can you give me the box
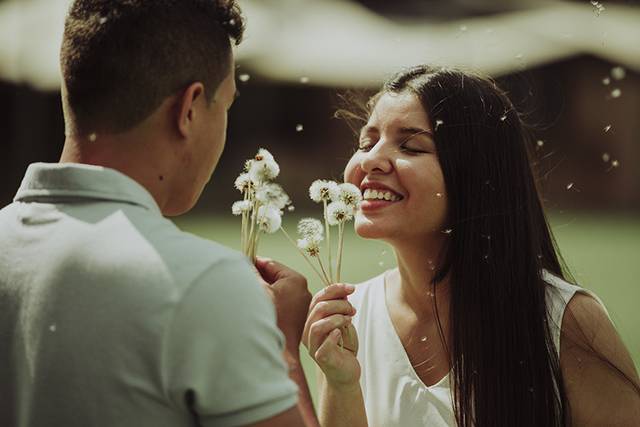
[354,216,392,240]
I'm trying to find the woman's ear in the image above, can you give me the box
[176,82,206,138]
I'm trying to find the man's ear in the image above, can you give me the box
[176,82,206,138]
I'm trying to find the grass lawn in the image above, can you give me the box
[174,212,640,403]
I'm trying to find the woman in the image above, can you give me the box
[302,66,640,426]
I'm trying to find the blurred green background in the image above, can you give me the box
[175,212,640,402]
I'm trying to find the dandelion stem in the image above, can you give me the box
[316,256,332,287]
[324,200,333,281]
[336,221,345,283]
[280,227,328,285]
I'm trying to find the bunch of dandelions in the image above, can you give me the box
[232,149,291,262]
[281,180,362,286]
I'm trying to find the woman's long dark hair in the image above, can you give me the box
[356,66,570,426]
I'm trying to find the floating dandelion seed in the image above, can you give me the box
[420,336,428,342]
[566,182,574,190]
[602,77,610,85]
[460,25,467,32]
[238,73,251,82]
[229,19,236,26]
[515,53,524,60]
[604,125,612,133]
[300,76,310,84]
[602,153,610,162]
[436,192,443,198]
[611,66,626,80]
[590,0,605,15]
[611,160,620,168]
[287,205,295,212]
[382,249,387,255]
[611,88,621,98]
[88,133,97,142]
[296,124,304,132]
[99,17,107,24]
[443,229,453,235]
[500,113,507,121]
[378,261,384,267]
[536,140,544,148]
[49,324,57,332]
[435,119,444,130]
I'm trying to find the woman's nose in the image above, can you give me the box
[360,142,393,174]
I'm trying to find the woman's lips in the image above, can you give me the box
[360,199,402,211]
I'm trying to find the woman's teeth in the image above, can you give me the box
[363,189,402,201]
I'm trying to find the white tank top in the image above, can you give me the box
[348,269,606,427]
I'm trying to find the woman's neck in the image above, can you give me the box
[389,237,451,320]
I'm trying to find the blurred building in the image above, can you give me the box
[1,0,639,213]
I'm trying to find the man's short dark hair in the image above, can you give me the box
[61,0,244,134]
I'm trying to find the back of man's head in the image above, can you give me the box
[61,0,244,136]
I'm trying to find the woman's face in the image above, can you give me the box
[344,91,448,243]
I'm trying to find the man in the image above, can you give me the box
[0,1,317,426]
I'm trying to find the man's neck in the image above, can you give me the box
[60,133,172,213]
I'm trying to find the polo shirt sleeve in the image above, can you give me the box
[162,256,298,427]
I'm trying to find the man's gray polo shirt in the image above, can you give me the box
[0,163,298,427]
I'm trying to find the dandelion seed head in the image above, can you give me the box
[338,183,363,208]
[231,200,251,215]
[234,173,252,192]
[239,73,251,82]
[297,218,324,241]
[297,238,320,257]
[249,150,280,182]
[309,180,340,203]
[256,205,282,234]
[255,182,290,209]
[327,201,354,225]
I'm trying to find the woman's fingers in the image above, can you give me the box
[303,299,356,347]
[314,328,343,368]
[310,283,355,308]
[308,314,352,357]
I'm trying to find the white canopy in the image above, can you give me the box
[1,0,639,91]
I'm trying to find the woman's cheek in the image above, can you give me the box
[344,154,362,184]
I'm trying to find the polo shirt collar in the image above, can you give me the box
[14,163,162,214]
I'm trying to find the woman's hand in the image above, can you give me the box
[303,283,361,387]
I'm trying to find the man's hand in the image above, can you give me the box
[255,257,312,353]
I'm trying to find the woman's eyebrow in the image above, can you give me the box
[398,127,434,137]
